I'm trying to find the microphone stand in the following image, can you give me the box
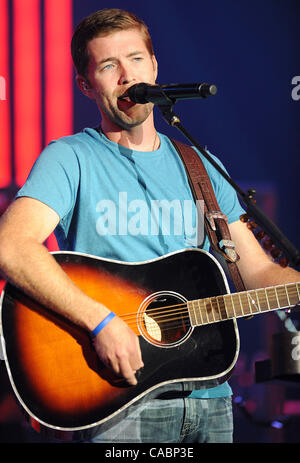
[157,99,300,268]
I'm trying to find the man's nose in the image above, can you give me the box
[119,63,135,85]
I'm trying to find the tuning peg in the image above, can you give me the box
[246,220,258,231]
[262,237,273,251]
[279,256,289,268]
[270,247,281,259]
[255,230,265,240]
[240,214,250,223]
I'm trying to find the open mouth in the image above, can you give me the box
[117,93,136,109]
[118,92,131,102]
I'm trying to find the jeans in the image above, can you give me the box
[86,395,233,443]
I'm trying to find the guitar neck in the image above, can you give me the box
[188,282,300,326]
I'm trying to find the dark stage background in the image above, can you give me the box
[0,0,299,444]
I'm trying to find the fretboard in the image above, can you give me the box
[188,282,300,326]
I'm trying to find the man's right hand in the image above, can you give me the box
[92,315,144,386]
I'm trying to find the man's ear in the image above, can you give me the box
[76,75,94,99]
[152,55,158,81]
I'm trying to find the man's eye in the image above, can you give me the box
[102,63,114,71]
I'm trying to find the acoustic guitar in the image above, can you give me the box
[1,248,299,440]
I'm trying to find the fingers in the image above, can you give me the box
[134,335,144,370]
[93,318,144,386]
[111,339,144,386]
[119,357,138,386]
[107,352,140,386]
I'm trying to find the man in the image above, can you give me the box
[0,8,299,443]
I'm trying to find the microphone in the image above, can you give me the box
[127,82,217,105]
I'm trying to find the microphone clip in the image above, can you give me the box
[158,103,181,126]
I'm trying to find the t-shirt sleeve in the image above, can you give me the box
[16,139,80,221]
[195,148,246,224]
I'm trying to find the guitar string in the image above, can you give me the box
[116,304,298,337]
[123,308,192,333]
[127,314,192,335]
[121,302,217,326]
[121,293,299,335]
[125,285,299,320]
[116,287,299,336]
[120,304,295,330]
[121,298,221,322]
[117,288,299,325]
[119,304,284,333]
[123,307,229,332]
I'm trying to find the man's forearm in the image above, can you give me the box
[239,259,300,290]
[0,237,109,332]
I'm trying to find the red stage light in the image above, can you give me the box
[13,0,42,187]
[44,0,73,145]
[0,0,12,188]
[44,0,73,251]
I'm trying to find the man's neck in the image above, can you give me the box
[101,116,159,152]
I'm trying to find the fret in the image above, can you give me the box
[254,289,262,312]
[200,299,206,325]
[193,300,202,326]
[237,292,244,316]
[239,291,252,315]
[296,283,300,301]
[197,299,204,326]
[201,299,209,325]
[205,298,215,323]
[274,287,280,308]
[199,302,205,324]
[256,288,269,312]
[187,300,197,326]
[265,287,279,310]
[228,294,238,317]
[214,296,228,320]
[213,297,222,321]
[246,290,260,314]
[232,294,239,317]
[264,288,271,310]
[222,295,231,319]
[212,297,221,322]
[245,293,253,315]
[211,298,217,322]
[218,295,233,320]
[284,283,300,306]
[210,297,221,322]
[196,299,204,326]
[285,285,291,307]
[216,297,222,320]
[275,286,289,309]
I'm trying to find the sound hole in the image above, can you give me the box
[138,291,192,348]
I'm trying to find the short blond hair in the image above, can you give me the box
[71,8,154,78]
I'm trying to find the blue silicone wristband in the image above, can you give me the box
[91,312,116,337]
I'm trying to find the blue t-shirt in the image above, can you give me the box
[16,127,245,398]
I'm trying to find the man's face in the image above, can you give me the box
[82,28,158,131]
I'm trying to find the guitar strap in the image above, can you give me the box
[170,138,246,293]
